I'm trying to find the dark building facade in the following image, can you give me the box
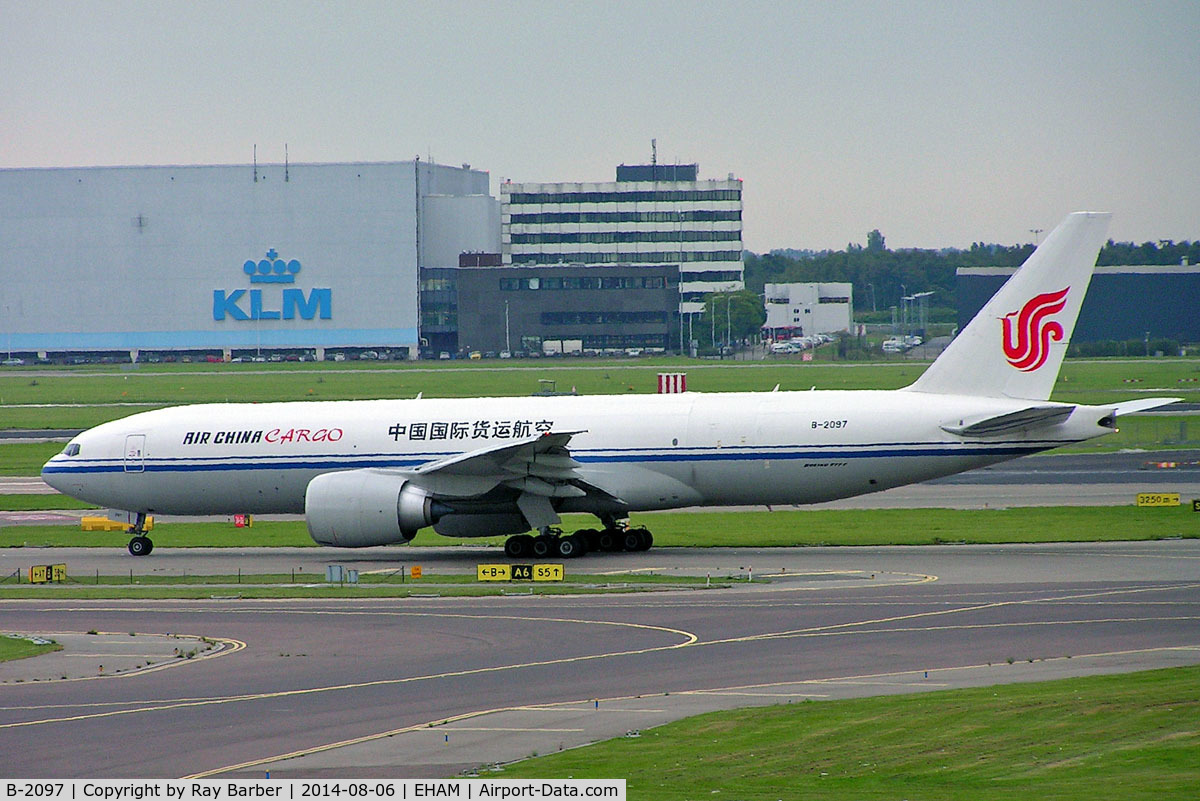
[957,265,1200,344]
[420,261,681,356]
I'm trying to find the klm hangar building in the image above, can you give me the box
[0,160,498,361]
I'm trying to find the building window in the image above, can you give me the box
[514,251,741,266]
[541,311,669,326]
[510,230,742,245]
[680,270,743,282]
[509,210,742,224]
[507,189,741,204]
[501,273,672,290]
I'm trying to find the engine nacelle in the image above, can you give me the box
[305,470,440,547]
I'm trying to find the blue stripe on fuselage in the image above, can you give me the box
[42,441,1056,476]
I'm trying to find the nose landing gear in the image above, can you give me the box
[126,513,153,556]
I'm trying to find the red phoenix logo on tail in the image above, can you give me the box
[1001,287,1069,372]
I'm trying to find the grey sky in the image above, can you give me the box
[3,1,1197,252]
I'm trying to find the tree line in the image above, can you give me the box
[742,235,1200,319]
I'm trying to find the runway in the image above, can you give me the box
[2,541,1198,778]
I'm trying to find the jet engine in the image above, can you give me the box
[305,469,445,547]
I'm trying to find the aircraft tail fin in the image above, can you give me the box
[906,211,1111,401]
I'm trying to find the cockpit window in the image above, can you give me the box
[63,443,81,457]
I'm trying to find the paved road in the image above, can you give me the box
[1,541,1198,778]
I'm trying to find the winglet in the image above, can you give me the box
[906,212,1111,400]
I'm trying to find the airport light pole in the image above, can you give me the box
[725,292,732,352]
[711,298,716,350]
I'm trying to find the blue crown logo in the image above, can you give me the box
[243,249,301,283]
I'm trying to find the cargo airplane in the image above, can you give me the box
[42,212,1177,558]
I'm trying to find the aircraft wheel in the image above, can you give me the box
[620,529,643,552]
[632,528,653,551]
[531,535,554,559]
[505,535,532,558]
[556,534,584,559]
[128,536,153,557]
[597,529,621,552]
[577,528,601,552]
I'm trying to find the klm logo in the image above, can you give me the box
[213,249,332,321]
[247,248,300,283]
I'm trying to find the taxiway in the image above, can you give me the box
[2,540,1197,778]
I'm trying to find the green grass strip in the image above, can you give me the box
[0,493,98,511]
[2,358,1198,430]
[8,571,714,587]
[0,635,62,663]
[0,572,727,600]
[499,665,1200,800]
[1,506,1196,550]
[0,442,64,476]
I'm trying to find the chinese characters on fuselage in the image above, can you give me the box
[387,420,553,442]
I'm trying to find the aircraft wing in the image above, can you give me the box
[399,431,593,501]
[940,405,1076,437]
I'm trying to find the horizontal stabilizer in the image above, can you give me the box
[941,404,1075,437]
[1107,397,1181,416]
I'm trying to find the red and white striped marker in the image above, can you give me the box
[657,373,687,393]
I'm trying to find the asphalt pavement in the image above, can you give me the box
[1,540,1198,778]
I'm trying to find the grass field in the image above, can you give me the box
[1,358,1198,430]
[0,442,67,475]
[0,570,726,600]
[0,493,97,511]
[2,506,1195,550]
[498,665,1200,800]
[0,635,62,663]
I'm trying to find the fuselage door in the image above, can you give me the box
[123,434,146,473]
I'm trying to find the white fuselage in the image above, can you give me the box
[41,389,1110,524]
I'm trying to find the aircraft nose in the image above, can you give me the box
[41,455,69,493]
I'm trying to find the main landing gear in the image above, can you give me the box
[502,524,653,560]
[126,513,153,556]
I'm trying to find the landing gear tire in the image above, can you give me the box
[577,528,601,552]
[556,533,586,559]
[128,535,153,557]
[531,535,555,559]
[504,534,533,558]
[620,529,643,552]
[598,529,622,552]
[631,528,653,551]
